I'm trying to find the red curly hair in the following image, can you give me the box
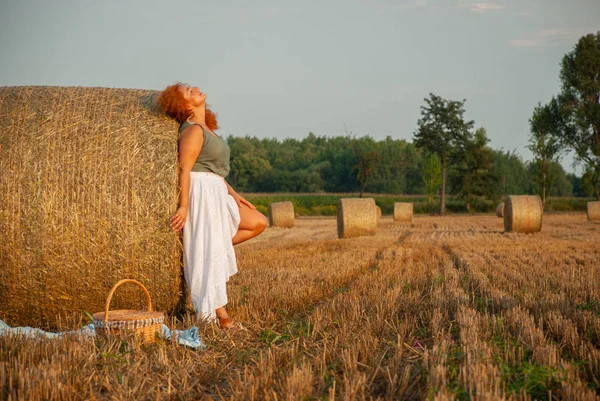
[157,82,219,131]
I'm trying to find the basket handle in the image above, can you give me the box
[103,279,153,323]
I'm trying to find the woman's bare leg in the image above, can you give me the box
[216,205,266,329]
[215,306,232,328]
[232,204,267,245]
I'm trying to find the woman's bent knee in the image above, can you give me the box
[254,212,267,234]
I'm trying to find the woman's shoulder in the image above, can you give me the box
[178,123,204,141]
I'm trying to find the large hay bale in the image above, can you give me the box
[393,202,413,223]
[503,195,543,233]
[268,201,295,228]
[337,198,377,239]
[376,205,382,220]
[0,86,182,328]
[588,201,600,221]
[496,202,505,218]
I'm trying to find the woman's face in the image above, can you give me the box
[179,85,207,109]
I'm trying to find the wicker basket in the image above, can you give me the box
[92,279,164,344]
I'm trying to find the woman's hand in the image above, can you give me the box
[170,206,188,231]
[232,193,256,210]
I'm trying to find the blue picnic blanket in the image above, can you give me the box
[0,319,205,349]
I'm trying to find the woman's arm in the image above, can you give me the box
[170,126,203,231]
[225,181,256,210]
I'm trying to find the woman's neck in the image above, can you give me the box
[188,107,206,125]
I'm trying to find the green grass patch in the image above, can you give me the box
[493,339,567,399]
[499,359,565,398]
[446,345,470,400]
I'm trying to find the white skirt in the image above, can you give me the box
[183,172,240,321]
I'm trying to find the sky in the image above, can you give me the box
[1,0,599,174]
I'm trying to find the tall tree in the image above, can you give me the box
[451,127,497,211]
[527,102,564,206]
[553,32,600,199]
[413,93,474,214]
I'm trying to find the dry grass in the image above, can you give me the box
[2,213,600,400]
[0,86,182,329]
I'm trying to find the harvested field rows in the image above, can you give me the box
[1,213,599,400]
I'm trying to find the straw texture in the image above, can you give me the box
[393,202,413,223]
[588,201,600,222]
[0,86,181,328]
[503,195,543,233]
[268,201,295,228]
[337,198,377,239]
[496,202,505,218]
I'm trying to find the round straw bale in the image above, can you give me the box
[376,205,382,220]
[268,201,295,228]
[503,195,543,233]
[496,202,505,218]
[337,198,377,239]
[0,86,182,328]
[393,202,413,222]
[588,201,600,222]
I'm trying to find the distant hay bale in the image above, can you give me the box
[337,198,377,239]
[268,201,295,228]
[0,86,182,328]
[588,201,600,222]
[503,195,543,233]
[376,205,382,220]
[496,203,505,218]
[393,202,413,223]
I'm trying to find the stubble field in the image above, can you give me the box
[2,213,600,400]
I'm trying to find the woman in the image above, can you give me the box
[158,83,267,329]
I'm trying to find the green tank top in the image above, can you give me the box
[178,120,231,177]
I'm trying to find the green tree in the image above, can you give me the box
[492,149,531,195]
[368,137,411,194]
[566,173,585,197]
[318,136,358,192]
[553,32,600,199]
[351,137,380,198]
[581,167,599,197]
[527,101,564,206]
[527,161,572,198]
[413,93,474,214]
[229,155,272,191]
[548,163,573,197]
[404,144,424,194]
[422,153,442,207]
[227,136,271,191]
[451,127,497,211]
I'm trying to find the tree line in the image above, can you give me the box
[226,32,599,213]
[226,133,582,196]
